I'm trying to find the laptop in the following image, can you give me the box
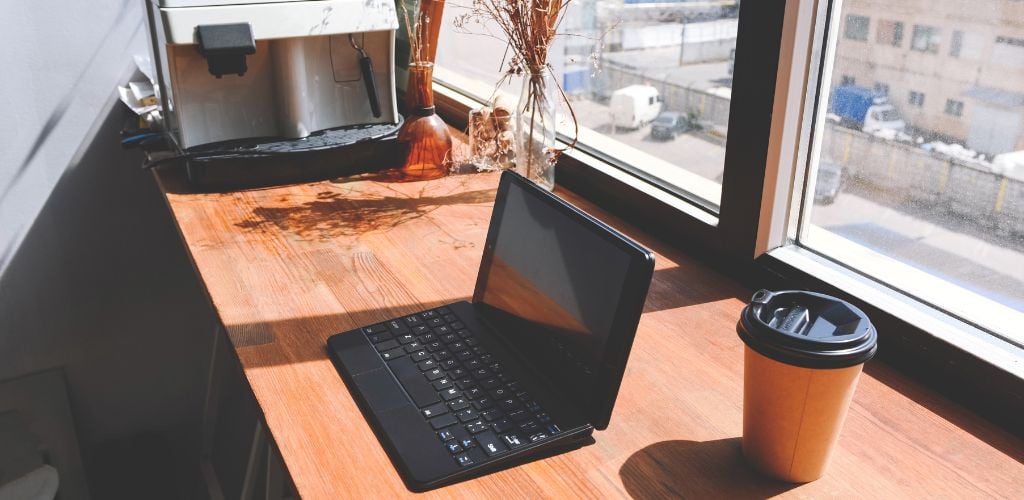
[327,171,654,490]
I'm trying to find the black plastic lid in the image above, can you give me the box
[737,289,877,369]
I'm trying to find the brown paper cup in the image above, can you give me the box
[741,345,863,482]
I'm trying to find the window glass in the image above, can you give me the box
[803,0,1024,343]
[876,20,903,47]
[845,15,870,41]
[436,0,742,209]
[911,25,942,53]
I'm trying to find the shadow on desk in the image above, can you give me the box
[619,438,797,499]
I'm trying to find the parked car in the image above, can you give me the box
[610,85,662,130]
[814,161,847,205]
[650,112,690,140]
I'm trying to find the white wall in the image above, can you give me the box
[0,0,214,459]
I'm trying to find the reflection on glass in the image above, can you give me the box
[804,0,1024,328]
[437,0,742,205]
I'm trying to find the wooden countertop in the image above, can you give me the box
[154,169,1023,499]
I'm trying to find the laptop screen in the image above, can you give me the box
[474,174,650,427]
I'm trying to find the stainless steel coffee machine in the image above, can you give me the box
[146,0,404,187]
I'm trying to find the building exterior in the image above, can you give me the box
[832,0,1024,155]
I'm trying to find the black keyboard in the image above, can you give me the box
[359,306,562,468]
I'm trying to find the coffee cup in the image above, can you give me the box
[737,289,877,482]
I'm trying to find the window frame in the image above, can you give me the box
[430,0,1023,433]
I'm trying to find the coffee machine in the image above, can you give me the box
[146,0,404,187]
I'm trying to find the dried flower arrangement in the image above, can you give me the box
[455,0,580,185]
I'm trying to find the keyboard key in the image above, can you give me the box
[362,324,389,335]
[449,368,468,379]
[410,350,431,362]
[451,321,465,330]
[429,413,457,430]
[481,409,504,421]
[427,318,445,327]
[396,333,416,344]
[446,442,463,454]
[437,306,451,314]
[443,314,458,323]
[480,354,494,364]
[420,310,438,319]
[387,320,409,333]
[502,434,525,449]
[480,378,500,390]
[492,419,514,433]
[440,359,458,370]
[404,315,423,326]
[422,403,448,419]
[426,342,443,352]
[418,359,437,371]
[418,332,436,342]
[455,378,477,390]
[404,341,423,352]
[471,368,491,380]
[440,387,461,400]
[465,420,489,434]
[457,408,479,422]
[498,398,521,412]
[440,332,457,343]
[535,412,551,423]
[515,391,530,401]
[509,410,529,422]
[454,453,473,467]
[412,325,430,335]
[464,359,482,370]
[367,332,393,344]
[473,397,494,410]
[380,348,406,361]
[465,387,484,399]
[433,378,454,390]
[491,388,510,399]
[464,337,478,347]
[547,424,562,434]
[374,339,399,352]
[448,397,470,411]
[434,350,452,361]
[460,438,476,449]
[520,420,539,433]
[456,350,475,361]
[424,368,445,381]
[529,432,549,442]
[457,329,473,339]
[525,401,541,412]
[438,430,454,441]
[449,341,467,352]
[475,431,507,456]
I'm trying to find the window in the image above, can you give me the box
[992,35,1024,68]
[795,0,1024,351]
[436,1,743,211]
[911,25,942,53]
[950,30,963,57]
[845,15,870,41]
[840,75,856,86]
[876,20,904,47]
[944,99,964,116]
[908,90,925,107]
[874,82,890,95]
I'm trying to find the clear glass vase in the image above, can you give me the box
[515,69,558,191]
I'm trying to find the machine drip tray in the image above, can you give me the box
[179,120,406,190]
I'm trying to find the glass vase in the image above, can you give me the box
[398,62,451,180]
[515,69,558,191]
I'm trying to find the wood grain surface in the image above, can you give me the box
[154,169,1024,499]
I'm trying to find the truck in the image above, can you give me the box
[610,85,662,130]
[829,85,905,134]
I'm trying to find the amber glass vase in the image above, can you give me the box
[398,62,451,179]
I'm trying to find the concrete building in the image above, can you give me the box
[832,0,1024,155]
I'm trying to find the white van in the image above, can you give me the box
[610,85,662,130]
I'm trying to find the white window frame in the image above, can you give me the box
[754,0,1023,378]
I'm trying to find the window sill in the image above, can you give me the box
[767,244,1023,380]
